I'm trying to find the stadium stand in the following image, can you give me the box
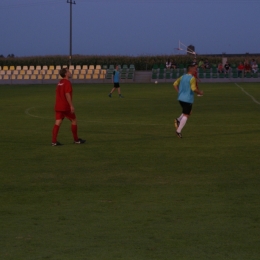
[105,73,112,80]
[127,73,134,80]
[165,72,171,79]
[99,74,105,79]
[87,70,93,75]
[80,69,87,75]
[120,73,127,79]
[0,64,135,84]
[172,71,178,79]
[206,73,211,78]
[73,69,80,75]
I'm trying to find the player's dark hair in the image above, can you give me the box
[187,64,195,71]
[59,67,68,78]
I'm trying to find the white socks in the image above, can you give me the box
[177,114,184,122]
[177,116,188,133]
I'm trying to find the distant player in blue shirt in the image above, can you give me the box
[108,65,123,98]
[173,64,203,138]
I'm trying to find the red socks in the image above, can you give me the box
[52,124,79,143]
[71,124,79,141]
[52,124,60,143]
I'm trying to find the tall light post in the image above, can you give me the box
[67,0,76,66]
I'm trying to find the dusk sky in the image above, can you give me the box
[1,0,259,57]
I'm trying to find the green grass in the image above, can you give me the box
[0,82,260,260]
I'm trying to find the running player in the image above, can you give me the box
[108,65,123,98]
[173,64,203,138]
[192,62,203,97]
[51,67,85,146]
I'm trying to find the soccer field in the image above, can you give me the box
[0,82,260,260]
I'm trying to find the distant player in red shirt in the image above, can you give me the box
[51,67,85,146]
[192,63,203,97]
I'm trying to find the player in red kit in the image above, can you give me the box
[51,67,85,146]
[192,62,203,97]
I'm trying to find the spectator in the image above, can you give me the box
[166,59,171,69]
[224,61,230,74]
[204,59,210,69]
[244,61,251,74]
[250,58,255,67]
[251,61,258,73]
[217,63,224,73]
[237,62,244,76]
[171,59,177,69]
[198,59,204,69]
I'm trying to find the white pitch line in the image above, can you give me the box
[25,106,168,126]
[25,107,51,119]
[235,83,260,105]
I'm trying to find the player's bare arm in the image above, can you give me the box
[65,93,74,113]
[194,88,203,96]
[174,84,179,92]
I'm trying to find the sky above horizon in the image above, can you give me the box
[1,0,260,57]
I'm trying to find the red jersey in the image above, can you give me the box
[193,70,198,86]
[244,64,251,70]
[238,64,244,70]
[55,79,72,111]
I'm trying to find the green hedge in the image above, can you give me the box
[0,54,259,70]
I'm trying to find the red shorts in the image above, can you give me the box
[55,111,76,120]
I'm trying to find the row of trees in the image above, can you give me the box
[0,54,15,58]
[0,54,259,70]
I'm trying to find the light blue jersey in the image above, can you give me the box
[113,70,120,83]
[174,74,196,103]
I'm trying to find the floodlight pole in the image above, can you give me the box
[67,0,76,66]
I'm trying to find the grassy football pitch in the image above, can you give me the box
[0,82,260,260]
